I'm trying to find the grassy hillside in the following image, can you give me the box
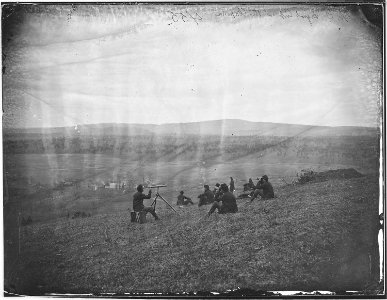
[5,175,381,295]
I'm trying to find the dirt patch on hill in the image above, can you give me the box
[298,168,364,184]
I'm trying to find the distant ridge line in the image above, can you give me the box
[4,119,379,131]
[4,119,379,139]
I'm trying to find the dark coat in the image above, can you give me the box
[205,190,214,200]
[177,194,191,205]
[198,189,215,206]
[230,179,235,192]
[219,191,238,213]
[133,191,152,211]
[255,181,274,198]
[214,189,223,201]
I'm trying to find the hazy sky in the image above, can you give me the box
[2,4,382,128]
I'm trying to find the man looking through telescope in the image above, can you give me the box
[133,184,159,220]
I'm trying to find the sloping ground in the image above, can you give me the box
[316,168,364,179]
[6,175,381,295]
[297,168,364,184]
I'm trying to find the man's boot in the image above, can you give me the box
[151,210,159,220]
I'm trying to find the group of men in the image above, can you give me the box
[132,175,274,221]
[197,177,235,206]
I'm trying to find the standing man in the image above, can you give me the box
[250,175,274,201]
[229,177,235,194]
[208,183,238,216]
[133,184,159,220]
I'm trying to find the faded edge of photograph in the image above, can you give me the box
[2,2,385,297]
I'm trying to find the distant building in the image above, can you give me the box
[106,182,118,189]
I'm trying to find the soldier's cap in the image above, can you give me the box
[180,190,184,194]
[137,184,143,191]
[262,175,269,181]
[204,184,209,189]
[215,183,220,187]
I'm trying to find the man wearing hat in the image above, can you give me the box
[250,175,274,201]
[133,184,159,220]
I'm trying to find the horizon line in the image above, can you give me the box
[3,118,380,130]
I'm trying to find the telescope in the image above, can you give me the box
[147,184,177,213]
[148,185,167,188]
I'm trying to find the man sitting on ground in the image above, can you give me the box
[208,183,238,216]
[198,185,215,206]
[250,175,274,201]
[213,183,222,201]
[177,191,194,205]
[213,183,220,195]
[133,184,159,220]
[244,178,255,191]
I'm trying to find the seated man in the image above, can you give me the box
[198,185,215,206]
[213,183,222,201]
[244,178,255,192]
[133,184,159,220]
[208,183,238,216]
[177,191,194,205]
[213,183,220,195]
[250,175,274,201]
[249,178,255,189]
